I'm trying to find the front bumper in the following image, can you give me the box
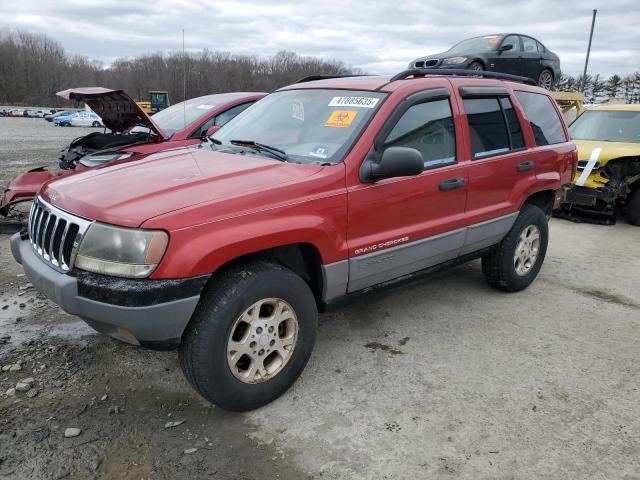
[11,234,209,349]
[564,184,616,207]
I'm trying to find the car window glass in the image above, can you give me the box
[213,89,386,164]
[514,91,566,145]
[192,102,255,138]
[535,41,545,53]
[499,97,525,149]
[569,110,640,143]
[463,98,510,158]
[522,37,537,53]
[383,99,456,169]
[215,102,254,127]
[502,35,520,52]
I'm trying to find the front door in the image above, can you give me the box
[492,35,523,75]
[346,92,469,292]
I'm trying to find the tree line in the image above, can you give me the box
[555,72,640,104]
[2,30,639,107]
[0,30,353,107]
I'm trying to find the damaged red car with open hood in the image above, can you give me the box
[0,87,266,217]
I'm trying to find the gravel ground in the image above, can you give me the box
[1,119,639,479]
[0,117,98,190]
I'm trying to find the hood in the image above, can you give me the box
[574,140,640,164]
[411,50,474,67]
[56,87,168,139]
[41,148,323,228]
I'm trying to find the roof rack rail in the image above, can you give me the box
[389,68,537,86]
[295,74,371,84]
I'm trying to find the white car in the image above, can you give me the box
[70,112,104,127]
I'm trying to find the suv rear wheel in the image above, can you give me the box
[482,204,549,292]
[179,261,318,411]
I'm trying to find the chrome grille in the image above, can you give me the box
[28,197,92,272]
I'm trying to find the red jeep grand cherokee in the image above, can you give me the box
[12,70,577,411]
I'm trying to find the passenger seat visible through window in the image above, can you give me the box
[383,98,456,169]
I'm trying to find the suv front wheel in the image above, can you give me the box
[179,261,318,411]
[482,204,549,292]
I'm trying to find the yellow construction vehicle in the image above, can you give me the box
[136,91,170,114]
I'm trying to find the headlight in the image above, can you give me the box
[442,57,467,65]
[80,152,133,168]
[75,223,168,278]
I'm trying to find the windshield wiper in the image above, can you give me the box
[205,136,221,146]
[230,140,289,162]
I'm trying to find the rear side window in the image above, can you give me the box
[515,91,566,145]
[463,97,525,159]
[384,99,456,169]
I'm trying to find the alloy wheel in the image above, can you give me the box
[227,298,298,384]
[514,225,541,276]
[538,70,553,90]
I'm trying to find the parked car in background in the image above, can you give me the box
[70,111,104,127]
[44,110,71,122]
[410,34,561,89]
[0,88,266,216]
[53,111,79,126]
[10,71,576,411]
[559,104,640,224]
[25,110,45,118]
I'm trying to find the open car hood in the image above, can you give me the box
[56,87,168,139]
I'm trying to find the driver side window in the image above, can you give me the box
[502,35,521,52]
[383,99,456,169]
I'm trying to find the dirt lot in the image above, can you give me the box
[1,118,639,479]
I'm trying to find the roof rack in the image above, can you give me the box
[295,74,371,84]
[389,68,537,86]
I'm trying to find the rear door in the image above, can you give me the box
[459,87,533,235]
[520,36,543,80]
[346,88,469,291]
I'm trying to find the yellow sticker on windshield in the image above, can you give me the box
[324,110,357,128]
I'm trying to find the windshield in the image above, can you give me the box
[212,89,386,164]
[150,98,220,135]
[449,35,502,53]
[569,110,640,143]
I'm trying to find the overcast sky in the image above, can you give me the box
[3,0,639,78]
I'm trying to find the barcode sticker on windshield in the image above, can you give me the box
[328,97,379,109]
[196,104,216,110]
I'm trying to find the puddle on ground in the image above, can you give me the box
[0,291,97,349]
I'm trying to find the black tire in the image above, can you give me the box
[92,121,100,127]
[179,261,318,411]
[627,186,640,226]
[482,204,549,292]
[468,61,484,71]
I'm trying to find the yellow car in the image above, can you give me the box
[563,104,640,225]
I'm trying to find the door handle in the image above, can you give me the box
[517,161,535,172]
[439,177,465,191]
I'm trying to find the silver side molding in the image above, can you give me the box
[320,212,519,301]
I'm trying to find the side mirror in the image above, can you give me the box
[203,125,221,138]
[499,43,513,52]
[360,147,424,183]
